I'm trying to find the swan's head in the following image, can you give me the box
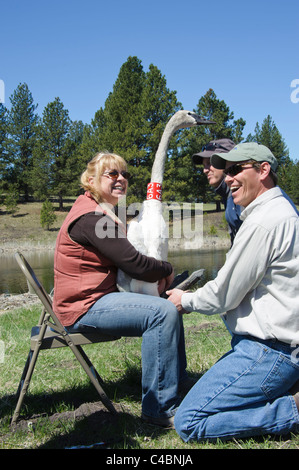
[150,110,216,184]
[170,110,216,130]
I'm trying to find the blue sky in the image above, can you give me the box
[1,0,298,160]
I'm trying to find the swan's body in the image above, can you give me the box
[117,110,214,295]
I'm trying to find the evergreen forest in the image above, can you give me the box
[1,56,298,209]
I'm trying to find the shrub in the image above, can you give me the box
[40,199,57,230]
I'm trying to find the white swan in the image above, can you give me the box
[117,110,214,295]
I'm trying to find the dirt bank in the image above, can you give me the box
[0,292,39,314]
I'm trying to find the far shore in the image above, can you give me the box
[0,235,231,254]
[0,201,232,256]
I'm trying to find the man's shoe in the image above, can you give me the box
[141,412,175,429]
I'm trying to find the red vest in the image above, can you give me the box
[53,192,119,326]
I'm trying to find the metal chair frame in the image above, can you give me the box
[11,251,120,427]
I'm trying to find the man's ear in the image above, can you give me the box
[259,162,271,181]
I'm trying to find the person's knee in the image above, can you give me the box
[174,406,193,442]
[162,301,181,332]
[152,297,179,323]
[174,400,208,442]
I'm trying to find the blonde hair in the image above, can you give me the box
[81,152,128,202]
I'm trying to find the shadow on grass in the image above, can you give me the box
[0,364,190,449]
[1,372,297,449]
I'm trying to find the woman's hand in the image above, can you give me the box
[158,269,175,295]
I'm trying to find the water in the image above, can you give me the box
[0,251,55,294]
[168,249,227,287]
[0,248,227,294]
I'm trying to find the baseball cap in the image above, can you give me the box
[192,138,235,164]
[211,142,278,172]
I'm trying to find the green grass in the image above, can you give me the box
[0,304,298,450]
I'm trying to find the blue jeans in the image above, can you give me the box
[174,334,299,441]
[66,292,187,418]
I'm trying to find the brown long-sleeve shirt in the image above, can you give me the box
[69,212,172,282]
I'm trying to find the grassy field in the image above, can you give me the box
[0,304,298,450]
[0,200,298,450]
[0,200,74,251]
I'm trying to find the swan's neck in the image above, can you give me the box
[150,116,183,184]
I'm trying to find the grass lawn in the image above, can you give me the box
[0,200,73,251]
[0,304,298,450]
[0,200,298,450]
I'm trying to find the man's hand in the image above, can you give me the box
[166,288,187,313]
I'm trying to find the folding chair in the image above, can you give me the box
[11,251,121,427]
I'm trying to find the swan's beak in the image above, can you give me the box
[188,112,216,126]
[196,118,216,125]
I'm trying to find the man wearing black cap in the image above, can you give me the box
[193,138,242,244]
[168,143,299,442]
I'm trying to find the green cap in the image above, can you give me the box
[211,142,278,172]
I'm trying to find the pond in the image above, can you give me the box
[0,248,228,295]
[0,251,55,294]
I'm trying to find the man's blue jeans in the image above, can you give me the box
[174,334,299,441]
[66,292,187,418]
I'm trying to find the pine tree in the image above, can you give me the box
[141,63,181,161]
[246,115,290,193]
[101,56,146,157]
[40,199,57,230]
[289,160,299,204]
[31,98,83,209]
[164,89,246,203]
[7,83,38,201]
[246,115,289,165]
[5,184,19,216]
[82,56,181,204]
[0,104,9,193]
[129,62,181,203]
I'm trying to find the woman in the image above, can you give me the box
[53,151,188,427]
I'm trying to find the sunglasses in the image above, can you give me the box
[103,169,131,180]
[223,161,258,177]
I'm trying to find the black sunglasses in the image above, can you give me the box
[103,169,131,180]
[223,161,257,177]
